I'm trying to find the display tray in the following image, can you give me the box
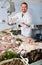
[0,58,25,65]
[23,49,42,64]
[0,58,42,65]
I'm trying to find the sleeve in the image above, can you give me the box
[9,13,19,24]
[27,14,32,25]
[12,13,19,21]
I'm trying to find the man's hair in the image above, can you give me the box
[21,2,28,8]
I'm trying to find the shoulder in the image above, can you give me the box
[27,12,32,17]
[12,12,21,18]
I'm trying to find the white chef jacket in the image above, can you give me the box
[12,11,32,37]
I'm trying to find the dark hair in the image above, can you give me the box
[21,2,28,8]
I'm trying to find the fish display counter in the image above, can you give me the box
[0,26,42,65]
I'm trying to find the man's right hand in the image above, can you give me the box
[20,22,27,28]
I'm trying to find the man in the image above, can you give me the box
[9,2,32,37]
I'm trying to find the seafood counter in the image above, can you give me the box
[0,29,42,65]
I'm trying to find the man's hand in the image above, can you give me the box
[8,17,14,25]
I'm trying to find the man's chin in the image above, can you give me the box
[22,11,27,13]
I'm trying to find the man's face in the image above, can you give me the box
[21,4,28,13]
